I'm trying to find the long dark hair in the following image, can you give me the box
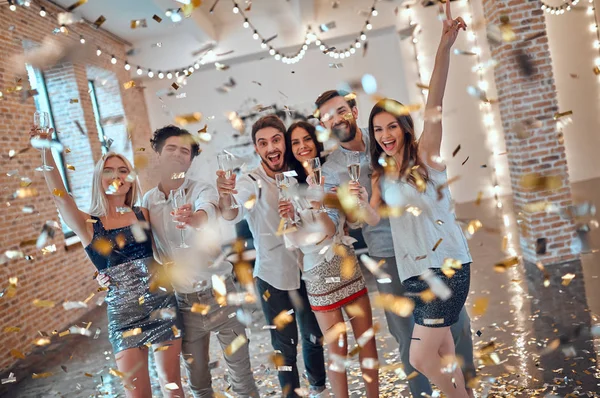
[285,121,325,183]
[368,99,429,187]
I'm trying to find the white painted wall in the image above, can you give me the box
[545,0,600,184]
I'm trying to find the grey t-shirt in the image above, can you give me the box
[322,128,395,258]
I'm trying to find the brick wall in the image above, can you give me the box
[480,0,578,265]
[0,1,152,371]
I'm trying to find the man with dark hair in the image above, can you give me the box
[143,125,259,397]
[216,115,327,398]
[315,91,476,398]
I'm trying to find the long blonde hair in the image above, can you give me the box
[88,152,141,217]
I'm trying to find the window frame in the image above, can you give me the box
[88,80,110,154]
[26,65,75,239]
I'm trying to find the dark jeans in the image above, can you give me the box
[255,277,326,398]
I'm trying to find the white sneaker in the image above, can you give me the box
[308,387,330,398]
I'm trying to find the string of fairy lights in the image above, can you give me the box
[4,0,380,83]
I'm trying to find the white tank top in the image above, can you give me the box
[382,165,472,282]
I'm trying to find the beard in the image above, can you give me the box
[333,119,358,143]
[260,152,286,173]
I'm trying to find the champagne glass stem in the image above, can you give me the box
[41,148,47,169]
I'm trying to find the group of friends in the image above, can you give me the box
[35,4,475,398]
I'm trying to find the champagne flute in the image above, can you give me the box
[171,188,190,249]
[346,151,363,207]
[217,153,240,209]
[33,111,54,171]
[276,173,292,229]
[307,157,326,213]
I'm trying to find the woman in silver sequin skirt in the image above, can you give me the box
[34,136,184,398]
[282,121,379,398]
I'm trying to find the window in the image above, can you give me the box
[25,64,74,237]
[88,80,109,154]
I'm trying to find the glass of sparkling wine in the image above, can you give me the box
[171,188,189,249]
[346,151,363,207]
[276,173,292,228]
[307,157,326,213]
[34,111,54,171]
[217,153,240,209]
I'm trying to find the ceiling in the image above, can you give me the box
[49,0,404,71]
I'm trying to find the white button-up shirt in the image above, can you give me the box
[227,165,301,291]
[142,178,232,294]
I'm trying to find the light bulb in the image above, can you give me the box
[243,20,249,28]
[167,72,173,79]
[355,42,361,48]
[302,44,308,50]
[136,67,142,75]
[253,31,259,40]
[412,37,418,44]
[124,62,130,70]
[189,66,194,72]
[360,33,367,41]
[471,46,481,55]
[39,7,46,16]
[233,5,239,13]
[158,72,164,79]
[96,48,102,56]
[315,40,321,46]
[372,8,378,16]
[593,40,600,49]
[588,6,594,14]
[194,63,200,69]
[344,51,350,57]
[274,54,281,60]
[350,48,356,54]
[269,49,275,55]
[590,23,598,32]
[467,31,476,41]
[478,80,489,91]
[111,55,117,64]
[366,23,372,30]
[261,41,267,48]
[9,4,16,11]
[595,57,600,66]
[148,70,154,78]
[80,36,85,44]
[340,53,346,59]
[320,44,325,50]
[165,10,172,17]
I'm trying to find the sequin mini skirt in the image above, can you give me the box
[104,257,182,353]
[304,246,368,312]
[402,263,471,327]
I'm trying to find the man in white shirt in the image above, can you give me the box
[143,125,259,398]
[216,115,327,398]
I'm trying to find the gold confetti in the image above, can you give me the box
[130,19,147,29]
[32,299,55,308]
[373,294,414,317]
[93,15,106,28]
[10,349,25,359]
[134,152,148,170]
[152,14,162,23]
[86,219,97,223]
[84,372,93,377]
[58,330,70,337]
[472,297,489,316]
[92,238,112,256]
[4,326,20,333]
[594,66,600,76]
[561,273,575,286]
[171,82,180,91]
[262,289,271,302]
[273,310,294,330]
[123,80,136,90]
[32,372,53,379]
[344,303,365,318]
[191,303,210,315]
[9,276,17,285]
[69,98,79,104]
[494,256,519,272]
[224,334,247,356]
[520,173,561,191]
[109,368,125,378]
[467,220,482,236]
[66,0,86,11]
[243,195,256,209]
[154,345,171,352]
[171,325,181,338]
[65,147,71,153]
[174,112,202,126]
[66,164,75,171]
[122,328,141,338]
[52,188,66,197]
[138,296,145,305]
[441,258,462,278]
[420,289,436,303]
[33,337,51,346]
[432,238,443,252]
[553,110,573,120]
[171,172,185,180]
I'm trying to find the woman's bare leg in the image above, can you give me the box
[115,347,151,397]
[346,295,379,398]
[410,324,469,398]
[314,309,349,398]
[153,338,184,397]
